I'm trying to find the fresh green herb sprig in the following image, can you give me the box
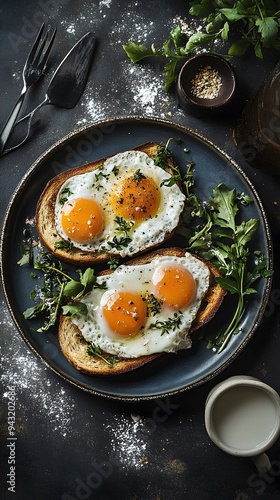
[59,187,73,205]
[189,0,280,58]
[184,168,273,352]
[145,293,162,316]
[155,140,185,188]
[107,257,120,270]
[54,238,73,251]
[103,216,134,252]
[114,215,134,236]
[150,312,183,336]
[133,169,147,183]
[94,167,110,190]
[87,342,120,367]
[18,240,101,331]
[123,1,280,91]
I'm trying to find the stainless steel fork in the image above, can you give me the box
[0,23,56,155]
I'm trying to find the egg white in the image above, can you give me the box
[72,253,210,358]
[54,150,185,257]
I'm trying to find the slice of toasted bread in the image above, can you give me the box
[58,248,226,376]
[36,142,181,265]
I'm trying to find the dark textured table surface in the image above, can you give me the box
[1,1,280,499]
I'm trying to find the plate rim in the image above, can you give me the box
[0,115,273,401]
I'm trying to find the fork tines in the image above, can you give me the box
[25,23,57,73]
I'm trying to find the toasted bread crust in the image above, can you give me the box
[36,142,180,265]
[58,248,226,376]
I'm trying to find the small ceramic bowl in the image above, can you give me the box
[177,53,236,112]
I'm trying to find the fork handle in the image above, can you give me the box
[0,89,26,154]
[1,102,45,155]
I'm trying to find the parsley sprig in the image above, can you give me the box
[184,168,273,352]
[190,0,280,58]
[123,1,280,91]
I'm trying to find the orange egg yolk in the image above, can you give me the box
[152,264,196,310]
[102,291,147,338]
[110,175,160,222]
[61,198,105,244]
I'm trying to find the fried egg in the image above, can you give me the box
[54,150,185,257]
[72,252,210,358]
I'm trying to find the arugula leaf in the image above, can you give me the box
[211,184,239,231]
[184,171,273,353]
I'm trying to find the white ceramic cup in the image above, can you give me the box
[205,376,280,472]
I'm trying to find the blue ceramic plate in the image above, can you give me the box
[0,117,273,400]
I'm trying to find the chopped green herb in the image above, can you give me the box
[160,173,182,187]
[87,343,120,367]
[17,229,34,266]
[112,165,120,176]
[155,139,186,187]
[114,215,134,236]
[133,169,147,183]
[54,238,73,251]
[106,235,132,251]
[154,140,174,171]
[94,169,110,190]
[145,293,162,316]
[150,312,183,336]
[107,257,120,269]
[59,187,72,205]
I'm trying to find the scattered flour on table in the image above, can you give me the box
[0,301,75,437]
[78,61,173,125]
[99,0,112,8]
[125,63,170,116]
[104,413,149,470]
[110,9,155,45]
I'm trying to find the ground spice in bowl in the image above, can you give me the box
[190,65,222,100]
[177,53,236,112]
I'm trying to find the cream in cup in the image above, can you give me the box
[204,376,280,472]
